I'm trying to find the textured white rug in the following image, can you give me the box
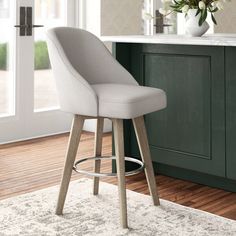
[0,178,236,236]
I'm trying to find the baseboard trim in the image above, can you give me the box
[113,159,236,193]
[153,163,236,193]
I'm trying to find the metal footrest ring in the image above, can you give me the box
[73,156,144,177]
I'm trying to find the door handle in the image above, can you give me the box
[15,7,44,36]
[14,24,44,28]
[15,7,27,36]
[32,25,44,28]
[14,24,28,28]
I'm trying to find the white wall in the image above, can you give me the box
[101,0,142,36]
[82,0,142,36]
[214,1,236,33]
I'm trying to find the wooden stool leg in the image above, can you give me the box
[93,118,104,195]
[113,119,128,229]
[56,115,84,215]
[132,116,160,206]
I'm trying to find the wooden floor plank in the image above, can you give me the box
[0,132,236,220]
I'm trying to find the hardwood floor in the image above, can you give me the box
[0,132,236,220]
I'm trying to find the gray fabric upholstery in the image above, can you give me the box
[47,27,137,85]
[46,27,167,119]
[92,84,166,119]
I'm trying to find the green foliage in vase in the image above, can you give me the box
[169,0,231,26]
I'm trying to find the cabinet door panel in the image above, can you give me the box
[145,54,211,157]
[141,45,225,177]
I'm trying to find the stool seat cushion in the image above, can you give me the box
[92,83,167,119]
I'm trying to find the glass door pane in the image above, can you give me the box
[0,0,14,116]
[34,0,65,111]
[0,0,72,144]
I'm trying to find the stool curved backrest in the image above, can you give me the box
[46,27,138,116]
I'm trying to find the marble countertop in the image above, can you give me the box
[101,34,236,47]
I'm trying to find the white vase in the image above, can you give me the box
[185,9,209,37]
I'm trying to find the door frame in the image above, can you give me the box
[0,0,79,144]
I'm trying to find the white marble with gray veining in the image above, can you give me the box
[101,34,236,47]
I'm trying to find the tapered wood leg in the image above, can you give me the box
[93,118,104,195]
[56,115,84,215]
[132,116,160,206]
[113,119,128,229]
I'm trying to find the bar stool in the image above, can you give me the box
[46,27,167,229]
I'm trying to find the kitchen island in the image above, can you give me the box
[102,34,236,192]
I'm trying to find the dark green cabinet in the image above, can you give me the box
[143,45,225,177]
[114,43,236,191]
[226,47,236,180]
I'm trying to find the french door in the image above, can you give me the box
[0,0,78,144]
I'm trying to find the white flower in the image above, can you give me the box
[198,1,206,10]
[159,8,171,15]
[159,8,166,15]
[211,2,217,8]
[182,5,189,14]
[142,11,153,21]
[216,1,224,10]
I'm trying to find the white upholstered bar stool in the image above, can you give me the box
[46,27,167,229]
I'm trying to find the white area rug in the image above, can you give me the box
[0,178,236,236]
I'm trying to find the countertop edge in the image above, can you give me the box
[100,35,236,47]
